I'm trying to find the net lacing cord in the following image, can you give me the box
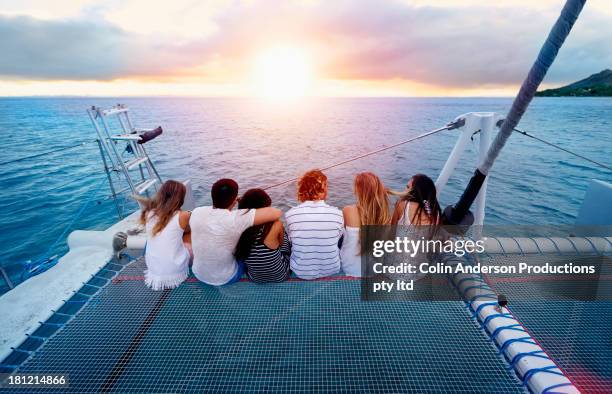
[463,295,570,390]
[447,271,570,391]
[503,303,579,391]
[482,268,578,391]
[450,252,576,391]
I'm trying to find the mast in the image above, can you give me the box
[443,0,587,226]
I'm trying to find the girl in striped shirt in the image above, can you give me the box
[234,189,291,283]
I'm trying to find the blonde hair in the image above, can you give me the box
[139,180,186,236]
[297,169,328,202]
[354,172,391,225]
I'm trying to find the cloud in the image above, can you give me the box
[201,0,612,87]
[1,0,611,87]
[0,15,203,80]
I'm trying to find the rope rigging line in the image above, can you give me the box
[0,140,96,167]
[513,127,612,172]
[263,120,463,190]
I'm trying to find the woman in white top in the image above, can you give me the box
[140,180,192,290]
[341,172,391,277]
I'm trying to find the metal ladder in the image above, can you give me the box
[87,104,163,218]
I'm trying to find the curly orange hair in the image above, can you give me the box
[297,169,328,202]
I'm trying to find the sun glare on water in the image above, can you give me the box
[253,47,314,99]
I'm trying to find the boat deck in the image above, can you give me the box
[0,256,524,392]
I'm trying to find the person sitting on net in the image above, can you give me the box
[340,172,391,277]
[189,178,282,286]
[234,188,291,283]
[391,173,442,227]
[389,173,443,281]
[285,169,344,280]
[140,180,192,290]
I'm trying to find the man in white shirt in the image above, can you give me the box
[190,179,282,286]
[285,170,344,279]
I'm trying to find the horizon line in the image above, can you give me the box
[0,94,523,99]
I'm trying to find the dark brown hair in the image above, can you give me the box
[234,188,273,262]
[212,178,239,209]
[392,173,441,226]
[139,180,186,236]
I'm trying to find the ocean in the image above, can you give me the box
[0,97,610,285]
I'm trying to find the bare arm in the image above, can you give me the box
[277,221,285,245]
[263,220,283,250]
[253,207,282,226]
[179,210,191,231]
[342,205,360,227]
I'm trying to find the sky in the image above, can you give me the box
[0,0,611,97]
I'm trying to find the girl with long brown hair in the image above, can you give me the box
[140,180,191,290]
[388,174,443,282]
[340,172,391,277]
[390,173,441,226]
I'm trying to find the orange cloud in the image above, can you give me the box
[1,0,610,96]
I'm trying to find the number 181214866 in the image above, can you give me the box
[2,374,68,387]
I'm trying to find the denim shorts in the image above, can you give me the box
[223,261,245,285]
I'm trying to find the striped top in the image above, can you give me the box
[285,200,344,280]
[243,229,291,283]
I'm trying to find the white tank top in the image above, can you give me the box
[144,212,190,290]
[395,201,430,281]
[340,226,361,277]
[398,201,412,226]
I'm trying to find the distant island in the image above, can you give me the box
[536,69,612,97]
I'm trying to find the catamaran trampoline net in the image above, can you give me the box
[1,256,524,393]
[481,252,612,393]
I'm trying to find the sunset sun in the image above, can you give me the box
[253,47,314,98]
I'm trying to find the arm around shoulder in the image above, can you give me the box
[253,207,282,226]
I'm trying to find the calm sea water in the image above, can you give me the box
[0,97,610,284]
